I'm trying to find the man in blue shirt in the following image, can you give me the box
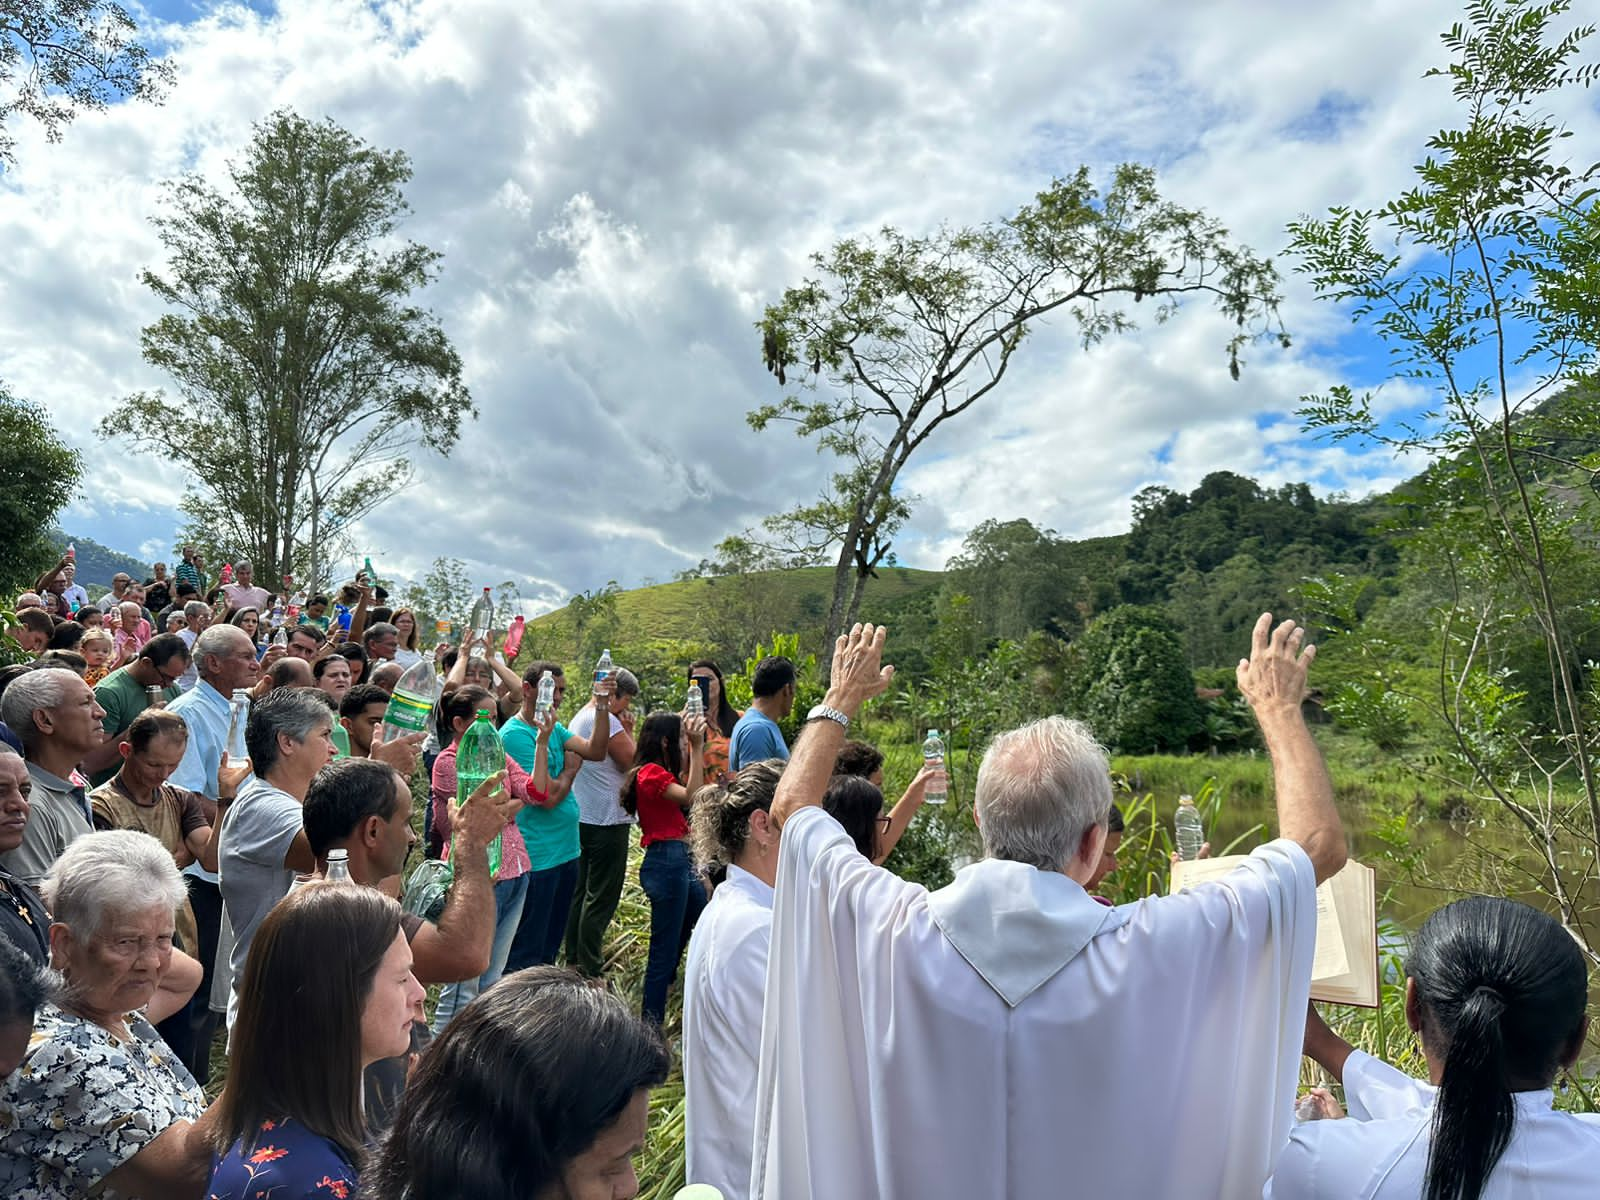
[728,656,796,772]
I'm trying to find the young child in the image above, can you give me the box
[79,627,116,686]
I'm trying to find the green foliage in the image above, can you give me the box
[101,110,473,592]
[1062,606,1201,753]
[1286,0,1600,955]
[0,389,82,595]
[0,1,174,167]
[751,165,1287,656]
[46,531,148,595]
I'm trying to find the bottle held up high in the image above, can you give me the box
[593,648,614,700]
[1174,794,1204,861]
[467,587,493,660]
[921,730,947,804]
[536,669,556,715]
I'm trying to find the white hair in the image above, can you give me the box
[194,623,250,679]
[0,670,78,750]
[42,830,187,939]
[974,716,1113,872]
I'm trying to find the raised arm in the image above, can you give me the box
[874,762,942,865]
[1238,613,1345,884]
[771,624,895,829]
[410,771,503,983]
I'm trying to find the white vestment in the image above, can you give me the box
[684,865,775,1199]
[750,807,1318,1200]
[1265,1051,1600,1198]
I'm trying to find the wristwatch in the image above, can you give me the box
[805,703,850,731]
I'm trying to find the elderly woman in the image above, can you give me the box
[0,831,216,1198]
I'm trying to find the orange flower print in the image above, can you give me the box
[317,1177,351,1197]
[248,1145,288,1164]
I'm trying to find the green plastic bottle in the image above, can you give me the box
[456,708,505,876]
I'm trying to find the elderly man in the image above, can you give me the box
[166,622,261,1068]
[263,656,313,691]
[96,572,134,614]
[0,671,105,886]
[362,621,399,665]
[220,560,272,613]
[749,618,1344,1200]
[0,745,50,964]
[59,564,88,612]
[219,688,335,1030]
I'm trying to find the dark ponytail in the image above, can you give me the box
[619,711,683,817]
[1409,897,1587,1200]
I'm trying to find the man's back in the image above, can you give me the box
[752,807,1317,1200]
[728,708,787,772]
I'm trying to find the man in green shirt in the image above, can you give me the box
[87,633,190,786]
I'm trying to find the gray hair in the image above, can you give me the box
[0,670,77,751]
[246,687,332,777]
[194,623,250,680]
[42,830,187,939]
[234,559,253,572]
[614,667,640,698]
[183,600,209,620]
[974,716,1112,872]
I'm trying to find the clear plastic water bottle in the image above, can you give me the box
[325,848,352,882]
[593,648,613,699]
[685,679,705,719]
[467,587,493,660]
[1174,794,1204,860]
[272,624,288,648]
[922,730,947,804]
[435,618,452,644]
[225,689,251,767]
[536,669,556,715]
[457,708,505,876]
[381,656,442,745]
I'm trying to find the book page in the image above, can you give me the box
[1170,856,1378,1007]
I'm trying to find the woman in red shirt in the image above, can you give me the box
[621,710,706,1025]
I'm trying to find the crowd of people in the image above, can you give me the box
[0,545,1596,1199]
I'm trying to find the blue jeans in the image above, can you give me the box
[637,839,707,1025]
[430,871,529,1034]
[505,857,580,972]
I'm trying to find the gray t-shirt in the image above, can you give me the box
[568,704,631,826]
[218,775,302,1028]
[0,764,94,887]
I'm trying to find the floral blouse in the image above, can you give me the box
[0,1001,205,1199]
[208,1116,357,1200]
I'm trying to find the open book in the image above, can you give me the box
[1170,856,1379,1007]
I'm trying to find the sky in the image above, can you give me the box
[2,0,1596,610]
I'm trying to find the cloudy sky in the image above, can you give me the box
[2,0,1595,609]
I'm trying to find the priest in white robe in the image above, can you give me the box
[750,616,1347,1200]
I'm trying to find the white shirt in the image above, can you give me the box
[1266,1050,1600,1199]
[393,647,423,670]
[751,807,1317,1200]
[683,865,774,1199]
[568,704,631,826]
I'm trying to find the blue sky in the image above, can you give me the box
[2,0,1595,606]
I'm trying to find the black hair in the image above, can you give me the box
[620,711,684,817]
[339,682,390,720]
[303,757,408,858]
[1108,803,1124,835]
[834,739,885,780]
[362,966,669,1200]
[823,774,884,858]
[174,581,197,598]
[688,659,740,735]
[33,650,86,675]
[441,686,495,744]
[751,655,796,699]
[312,653,344,681]
[309,594,329,607]
[266,656,309,689]
[125,709,189,754]
[0,934,51,1028]
[46,622,85,651]
[0,664,30,701]
[1409,896,1588,1200]
[75,605,101,621]
[335,641,369,680]
[521,660,564,687]
[140,632,192,670]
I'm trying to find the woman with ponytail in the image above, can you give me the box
[1266,895,1598,1199]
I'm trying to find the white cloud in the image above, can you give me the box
[3,0,1586,596]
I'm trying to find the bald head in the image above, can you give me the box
[267,657,314,691]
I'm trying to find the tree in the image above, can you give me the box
[1061,605,1201,754]
[0,386,82,594]
[1288,0,1600,955]
[751,166,1287,664]
[0,0,173,166]
[100,110,474,594]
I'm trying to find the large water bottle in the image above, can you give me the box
[685,679,705,719]
[457,708,505,877]
[325,849,352,883]
[922,730,947,804]
[381,656,442,745]
[1174,794,1205,860]
[536,669,556,715]
[593,648,614,699]
[225,689,251,767]
[467,587,493,660]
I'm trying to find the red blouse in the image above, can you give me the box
[636,762,689,847]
